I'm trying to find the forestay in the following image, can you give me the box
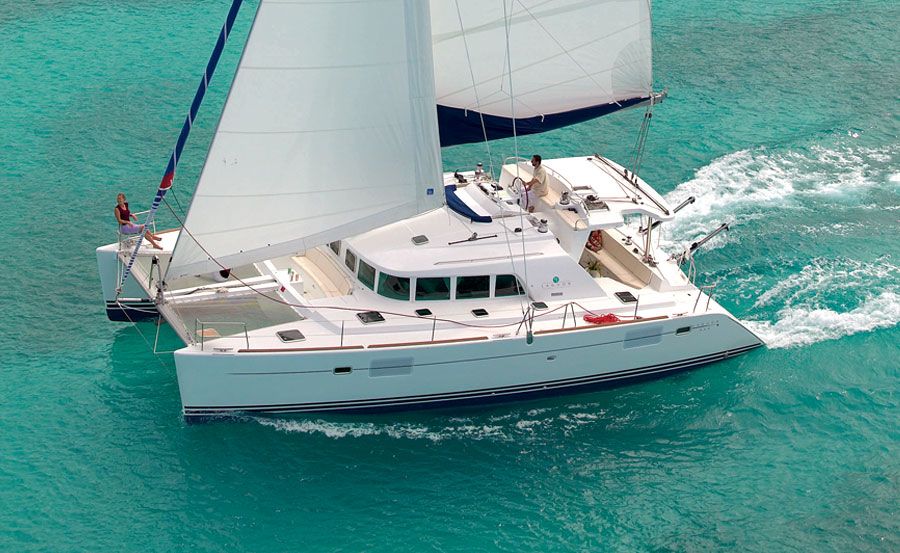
[431,0,653,145]
[167,0,443,281]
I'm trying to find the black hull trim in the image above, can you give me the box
[184,343,762,419]
[105,300,158,322]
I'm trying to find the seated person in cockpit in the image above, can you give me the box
[522,154,548,212]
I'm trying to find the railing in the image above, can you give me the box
[116,210,157,253]
[693,284,717,313]
[222,296,688,354]
[194,320,250,351]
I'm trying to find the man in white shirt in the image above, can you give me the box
[523,154,548,212]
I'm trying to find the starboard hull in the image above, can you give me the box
[175,313,763,420]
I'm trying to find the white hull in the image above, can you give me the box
[175,312,762,418]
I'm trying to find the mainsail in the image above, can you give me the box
[166,0,443,281]
[431,0,653,146]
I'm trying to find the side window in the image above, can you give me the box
[358,259,376,290]
[377,273,411,300]
[415,277,451,301]
[495,274,524,297]
[456,276,490,299]
[344,249,357,272]
[329,241,341,255]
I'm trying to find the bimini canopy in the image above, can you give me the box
[431,0,654,146]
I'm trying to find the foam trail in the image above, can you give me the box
[253,417,509,441]
[252,408,618,441]
[663,144,898,245]
[753,257,900,309]
[744,291,900,348]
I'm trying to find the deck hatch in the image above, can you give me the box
[356,311,385,324]
[614,291,638,303]
[276,329,305,343]
[415,308,433,317]
[471,308,489,317]
[411,235,429,245]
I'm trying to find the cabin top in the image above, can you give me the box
[344,155,673,278]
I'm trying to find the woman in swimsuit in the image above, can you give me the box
[115,193,163,250]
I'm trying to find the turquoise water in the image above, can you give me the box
[2,0,898,550]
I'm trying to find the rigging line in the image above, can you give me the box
[166,188,186,218]
[159,200,532,330]
[636,106,654,176]
[159,198,636,334]
[153,311,164,354]
[512,0,618,106]
[454,0,493,177]
[456,0,523,315]
[439,17,648,100]
[502,0,531,318]
[628,96,655,180]
[633,111,651,176]
[114,300,174,369]
[158,199,611,332]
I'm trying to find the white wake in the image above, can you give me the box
[744,291,900,348]
[661,144,899,246]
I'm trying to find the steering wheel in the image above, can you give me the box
[509,176,526,196]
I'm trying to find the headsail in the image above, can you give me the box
[166,0,443,281]
[431,0,654,146]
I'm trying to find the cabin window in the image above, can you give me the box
[377,273,411,301]
[415,277,451,301]
[456,276,490,299]
[329,241,341,255]
[344,249,357,272]
[358,259,376,290]
[495,274,524,297]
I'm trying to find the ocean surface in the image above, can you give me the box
[1,0,898,551]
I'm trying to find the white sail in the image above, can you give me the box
[431,0,653,118]
[167,0,443,281]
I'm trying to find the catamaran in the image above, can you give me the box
[97,0,763,420]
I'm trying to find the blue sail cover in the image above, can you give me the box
[437,97,650,147]
[445,184,493,223]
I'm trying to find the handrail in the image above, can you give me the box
[693,284,717,313]
[194,320,249,350]
[116,210,157,253]
[502,155,530,166]
[590,154,670,216]
[208,297,682,353]
[588,155,642,203]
